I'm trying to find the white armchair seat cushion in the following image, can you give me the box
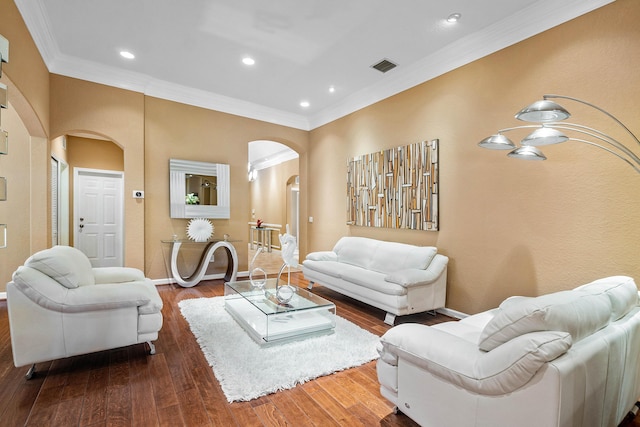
[479,290,611,351]
[92,267,146,284]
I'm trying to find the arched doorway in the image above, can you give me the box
[247,140,300,273]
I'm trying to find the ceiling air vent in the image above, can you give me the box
[371,58,397,73]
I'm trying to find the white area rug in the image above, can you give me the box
[178,296,380,402]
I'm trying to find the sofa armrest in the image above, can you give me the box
[380,323,571,395]
[384,254,448,287]
[93,267,146,284]
[305,251,338,262]
[63,281,157,313]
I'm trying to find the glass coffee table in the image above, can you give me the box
[224,278,336,346]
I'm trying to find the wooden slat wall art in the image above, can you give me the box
[347,139,438,230]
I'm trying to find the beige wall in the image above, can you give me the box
[0,0,50,291]
[0,0,49,137]
[49,75,146,269]
[308,0,640,314]
[143,96,308,280]
[0,103,33,287]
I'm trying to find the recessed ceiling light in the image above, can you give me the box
[300,101,310,108]
[242,57,255,66]
[120,51,135,59]
[446,13,461,23]
[329,86,336,93]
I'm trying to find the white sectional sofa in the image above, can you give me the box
[302,236,448,325]
[377,276,640,427]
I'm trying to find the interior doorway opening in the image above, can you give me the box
[248,140,300,274]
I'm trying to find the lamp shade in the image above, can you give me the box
[515,100,571,122]
[522,127,568,146]
[507,146,547,161]
[478,134,516,150]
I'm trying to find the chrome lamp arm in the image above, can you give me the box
[542,94,640,147]
[478,94,640,174]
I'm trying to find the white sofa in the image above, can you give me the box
[377,276,640,427]
[7,246,163,378]
[302,237,448,325]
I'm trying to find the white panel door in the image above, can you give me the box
[74,168,124,267]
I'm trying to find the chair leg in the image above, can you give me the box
[384,312,396,326]
[623,401,640,424]
[25,364,36,380]
[147,341,156,355]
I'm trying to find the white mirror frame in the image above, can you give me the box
[170,159,230,219]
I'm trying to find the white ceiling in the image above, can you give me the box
[16,0,611,132]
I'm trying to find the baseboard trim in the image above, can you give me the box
[151,270,250,286]
[0,292,5,301]
[436,307,468,319]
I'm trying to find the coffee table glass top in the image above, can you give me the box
[225,278,334,314]
[224,278,336,345]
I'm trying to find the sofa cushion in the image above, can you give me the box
[370,242,437,274]
[333,237,376,269]
[302,259,344,278]
[304,251,338,262]
[339,265,407,296]
[25,246,95,289]
[574,276,638,321]
[332,236,437,274]
[479,290,611,351]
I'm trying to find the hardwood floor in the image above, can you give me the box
[0,272,448,426]
[2,272,639,426]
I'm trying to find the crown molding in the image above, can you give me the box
[14,0,59,65]
[16,0,613,132]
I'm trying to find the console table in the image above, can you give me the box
[163,239,238,287]
[249,226,280,252]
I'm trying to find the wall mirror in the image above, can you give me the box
[170,158,230,218]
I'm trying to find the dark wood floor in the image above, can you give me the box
[1,272,639,426]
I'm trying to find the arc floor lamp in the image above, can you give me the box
[478,94,640,174]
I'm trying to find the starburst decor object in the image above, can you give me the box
[186,218,214,242]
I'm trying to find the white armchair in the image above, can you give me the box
[7,245,163,378]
